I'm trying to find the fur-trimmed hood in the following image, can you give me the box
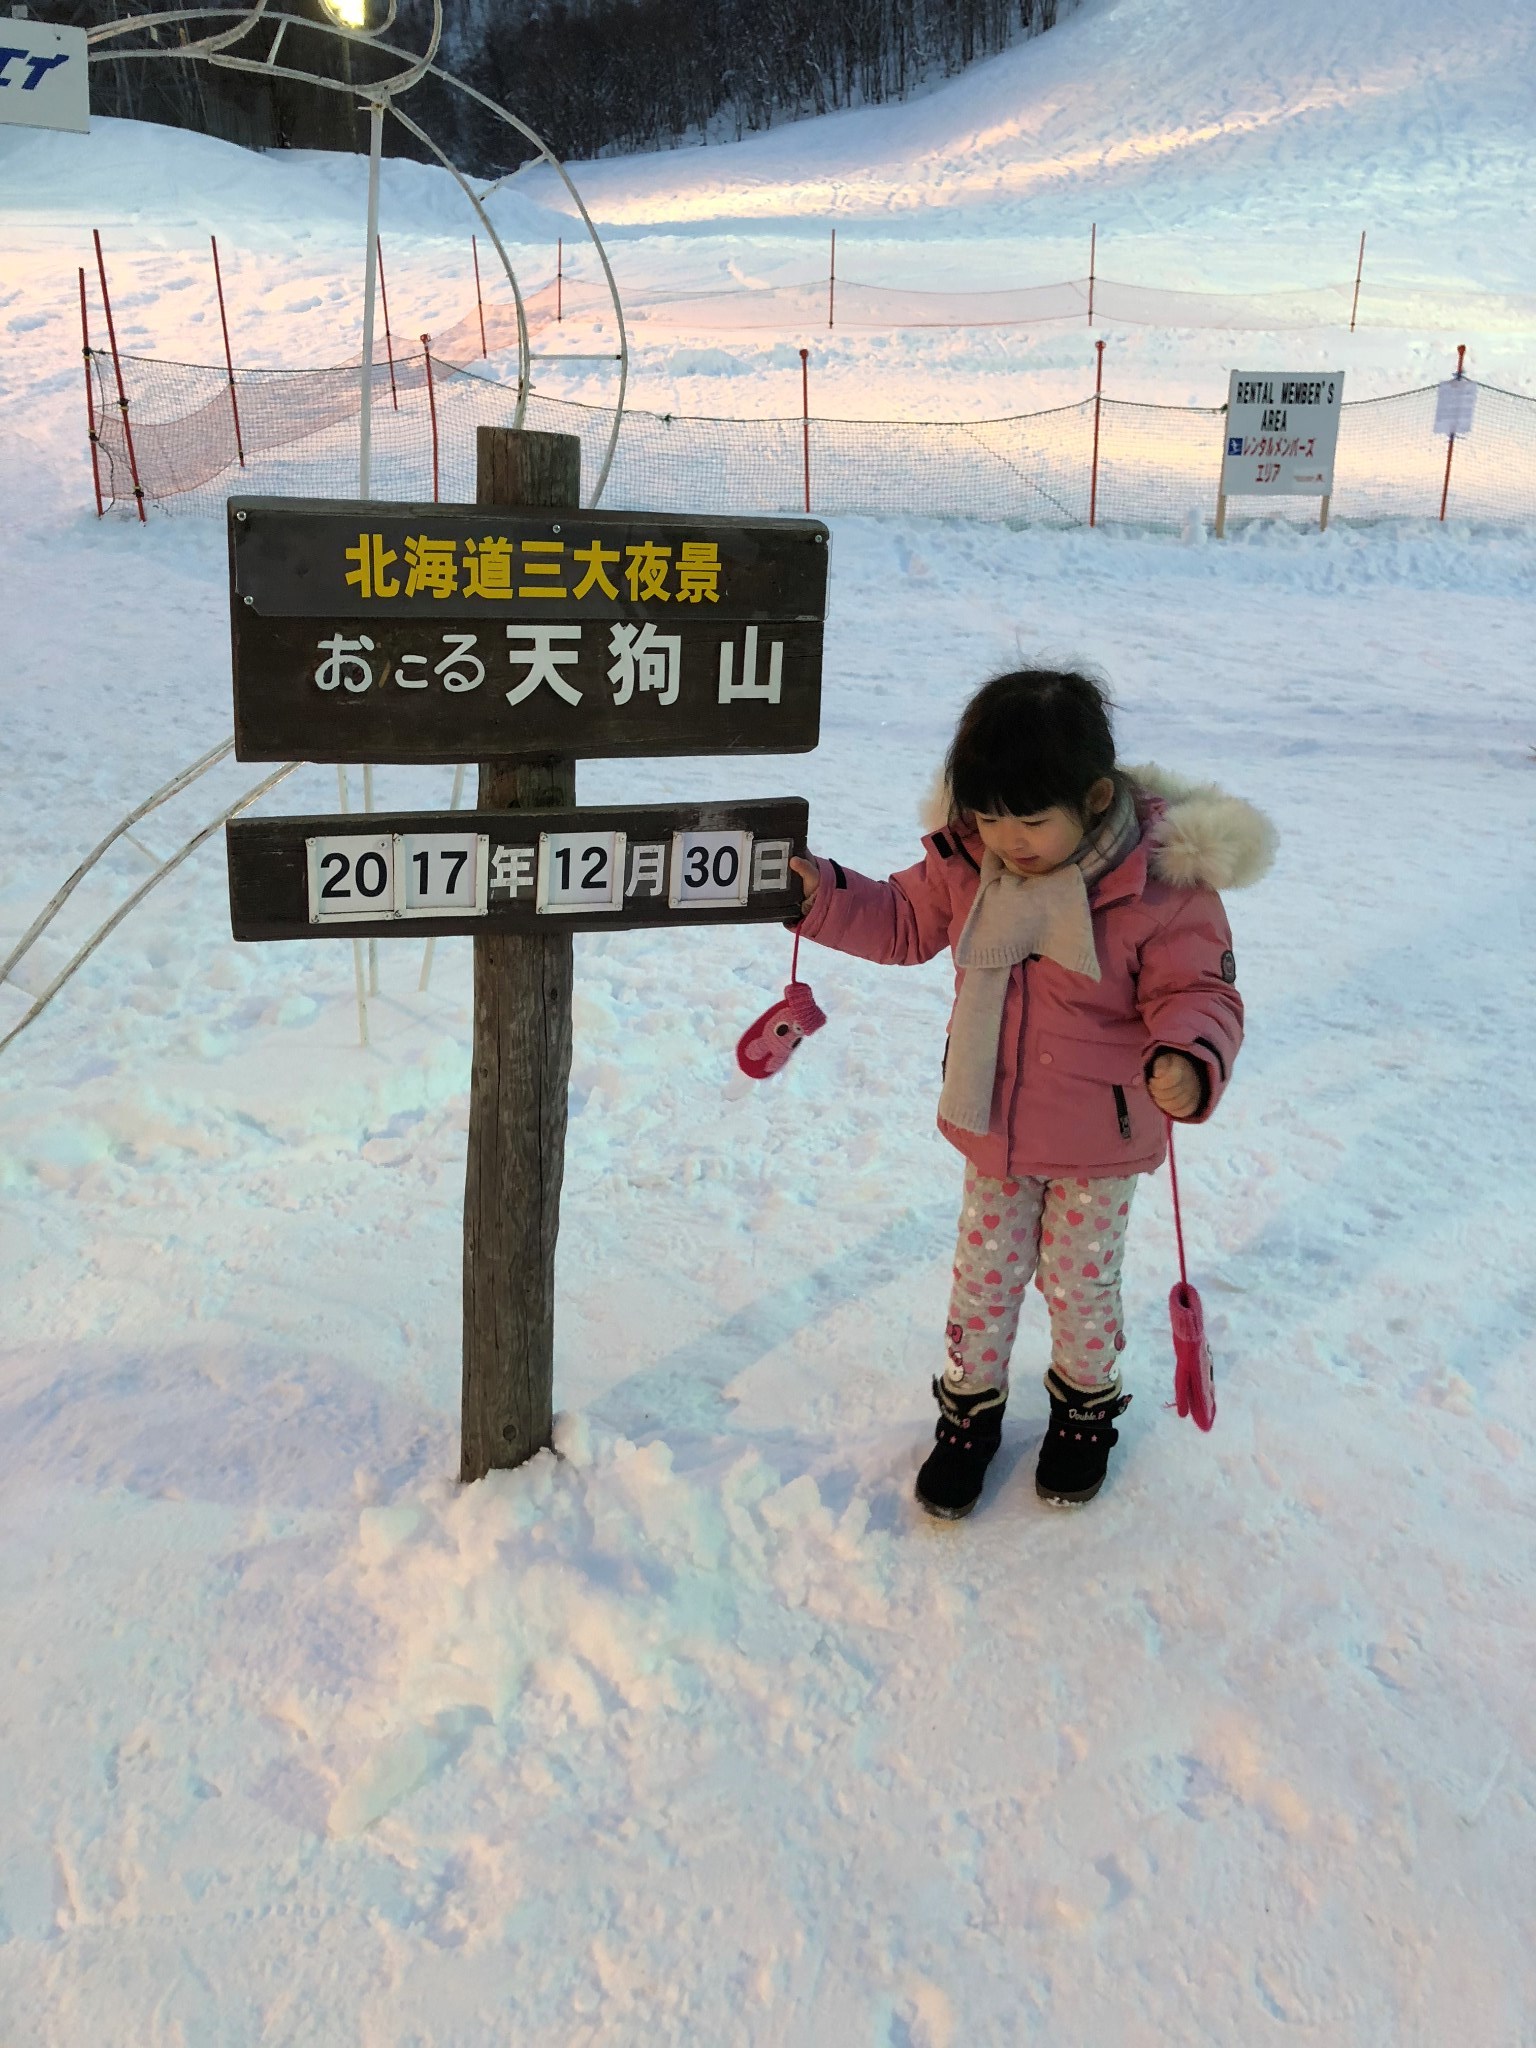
[920,761,1276,893]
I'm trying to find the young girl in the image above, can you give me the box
[789,668,1273,1517]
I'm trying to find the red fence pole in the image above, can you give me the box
[557,237,563,323]
[93,229,145,523]
[376,236,398,409]
[828,227,836,330]
[1089,338,1105,527]
[421,333,440,503]
[78,266,104,518]
[472,234,487,358]
[1349,230,1366,333]
[799,347,811,513]
[1088,222,1096,328]
[1439,342,1466,523]
[210,234,245,468]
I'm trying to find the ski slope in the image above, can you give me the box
[1,1,1534,2041]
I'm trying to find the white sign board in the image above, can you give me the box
[0,22,89,134]
[1221,371,1344,497]
[1434,378,1477,438]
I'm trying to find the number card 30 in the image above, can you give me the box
[306,832,490,922]
[669,830,751,908]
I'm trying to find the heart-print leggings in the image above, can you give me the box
[945,1170,1139,1394]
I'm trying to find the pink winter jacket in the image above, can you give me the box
[796,766,1274,1182]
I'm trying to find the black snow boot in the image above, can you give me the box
[1034,1369,1132,1505]
[915,1374,1008,1520]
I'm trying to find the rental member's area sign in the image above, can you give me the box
[1221,370,1344,497]
[0,21,89,133]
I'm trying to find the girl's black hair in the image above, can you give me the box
[945,668,1122,825]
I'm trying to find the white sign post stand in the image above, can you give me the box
[355,93,388,1033]
[1215,371,1344,537]
[0,20,88,133]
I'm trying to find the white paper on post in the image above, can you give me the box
[0,23,89,134]
[1434,379,1477,439]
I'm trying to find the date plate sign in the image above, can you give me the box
[227,798,809,943]
[229,497,829,765]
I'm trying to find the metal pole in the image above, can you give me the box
[422,333,440,501]
[1089,338,1105,528]
[557,236,563,323]
[472,233,487,357]
[799,347,811,514]
[92,230,146,523]
[1440,343,1466,522]
[363,763,379,996]
[1088,221,1096,328]
[358,97,385,498]
[828,227,836,330]
[418,763,466,993]
[1349,230,1366,333]
[337,767,368,1048]
[210,234,245,467]
[78,267,104,518]
[376,235,398,409]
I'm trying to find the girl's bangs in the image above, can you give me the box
[950,763,1060,819]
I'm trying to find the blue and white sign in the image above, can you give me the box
[0,21,89,134]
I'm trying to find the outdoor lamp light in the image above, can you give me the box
[321,0,368,26]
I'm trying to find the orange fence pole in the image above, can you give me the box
[1089,339,1105,527]
[210,234,245,467]
[1349,230,1366,333]
[1439,343,1466,522]
[93,229,146,522]
[472,234,487,358]
[421,333,439,502]
[78,266,103,517]
[376,237,398,409]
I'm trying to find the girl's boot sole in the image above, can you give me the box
[1035,1476,1106,1505]
[916,1486,980,1520]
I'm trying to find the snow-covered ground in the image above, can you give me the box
[2,1,1534,2041]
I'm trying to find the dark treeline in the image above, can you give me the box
[40,0,1071,173]
[469,0,1066,164]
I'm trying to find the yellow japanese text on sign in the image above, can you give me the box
[343,534,723,606]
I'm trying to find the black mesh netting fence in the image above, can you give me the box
[86,344,1536,533]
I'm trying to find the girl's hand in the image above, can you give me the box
[789,856,821,913]
[1147,1051,1202,1120]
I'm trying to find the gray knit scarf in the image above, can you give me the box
[937,785,1143,1135]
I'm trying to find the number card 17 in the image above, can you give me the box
[307,832,489,923]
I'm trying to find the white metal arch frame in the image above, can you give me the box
[86,1,630,503]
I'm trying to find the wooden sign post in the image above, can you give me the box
[224,451,829,1483]
[468,428,579,1481]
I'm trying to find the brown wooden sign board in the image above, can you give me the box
[229,498,829,765]
[227,797,808,943]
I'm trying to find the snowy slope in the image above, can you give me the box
[1,0,1533,447]
[2,2,1536,2042]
